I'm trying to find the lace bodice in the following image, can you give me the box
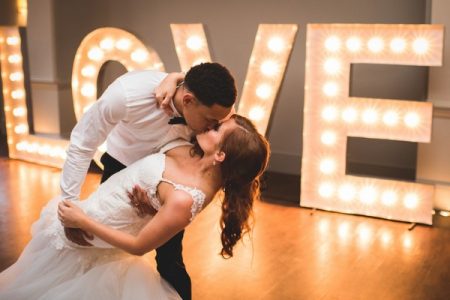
[44,143,206,250]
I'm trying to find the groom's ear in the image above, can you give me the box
[182,93,197,106]
[215,151,226,163]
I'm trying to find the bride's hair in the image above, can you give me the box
[191,114,270,258]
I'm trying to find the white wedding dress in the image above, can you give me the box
[0,141,206,300]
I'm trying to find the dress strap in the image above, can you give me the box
[160,178,206,221]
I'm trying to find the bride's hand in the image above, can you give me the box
[153,72,185,116]
[58,200,88,228]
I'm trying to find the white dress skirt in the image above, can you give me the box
[0,142,206,300]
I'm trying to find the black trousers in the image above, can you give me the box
[100,152,192,300]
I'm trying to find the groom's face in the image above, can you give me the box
[182,96,232,133]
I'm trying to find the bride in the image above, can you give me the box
[0,114,270,300]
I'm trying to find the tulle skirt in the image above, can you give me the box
[0,196,180,300]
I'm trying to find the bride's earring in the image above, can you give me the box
[213,160,217,166]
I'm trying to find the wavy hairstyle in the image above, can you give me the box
[191,114,270,258]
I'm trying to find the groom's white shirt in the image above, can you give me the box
[60,70,192,201]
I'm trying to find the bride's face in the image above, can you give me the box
[196,118,237,155]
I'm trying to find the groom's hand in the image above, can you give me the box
[64,227,94,246]
[128,185,157,217]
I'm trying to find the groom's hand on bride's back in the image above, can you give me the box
[128,185,157,217]
[64,227,94,246]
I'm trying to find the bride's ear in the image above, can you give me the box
[214,151,226,163]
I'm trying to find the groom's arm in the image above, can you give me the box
[60,80,128,201]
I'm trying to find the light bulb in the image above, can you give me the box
[186,36,203,51]
[413,38,429,54]
[404,112,420,128]
[322,106,338,122]
[255,84,272,99]
[325,36,341,52]
[260,60,279,76]
[116,38,131,50]
[322,82,339,97]
[346,37,362,52]
[267,37,284,53]
[320,131,337,145]
[390,37,406,53]
[324,58,341,75]
[100,38,114,50]
[383,110,399,126]
[249,106,265,122]
[131,49,148,63]
[319,158,336,174]
[368,37,384,53]
[342,107,358,123]
[88,47,104,61]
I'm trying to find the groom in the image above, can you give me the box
[60,62,237,300]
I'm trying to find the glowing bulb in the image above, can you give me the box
[368,37,384,53]
[131,49,148,62]
[81,65,96,77]
[339,184,356,201]
[15,142,27,151]
[9,72,23,81]
[322,106,338,122]
[325,36,341,52]
[6,36,20,46]
[14,124,28,134]
[116,38,131,50]
[359,186,377,205]
[186,36,203,51]
[255,84,272,99]
[404,193,419,209]
[390,38,406,53]
[412,38,429,54]
[267,37,284,53]
[249,106,265,122]
[260,60,279,76]
[381,190,397,206]
[81,83,96,97]
[342,107,358,123]
[362,109,378,124]
[11,89,25,99]
[12,107,26,117]
[319,158,336,174]
[383,110,399,126]
[346,37,362,52]
[322,82,339,97]
[404,112,420,128]
[88,47,104,61]
[100,38,114,50]
[320,131,337,145]
[319,182,335,198]
[8,54,22,63]
[324,58,341,75]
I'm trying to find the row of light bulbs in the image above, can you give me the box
[15,141,67,160]
[317,182,421,209]
[321,105,421,128]
[324,35,431,55]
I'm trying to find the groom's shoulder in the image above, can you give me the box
[117,70,168,95]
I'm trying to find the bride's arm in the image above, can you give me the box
[58,192,192,255]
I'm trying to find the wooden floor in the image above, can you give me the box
[0,157,449,300]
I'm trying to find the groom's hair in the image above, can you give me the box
[184,62,236,108]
